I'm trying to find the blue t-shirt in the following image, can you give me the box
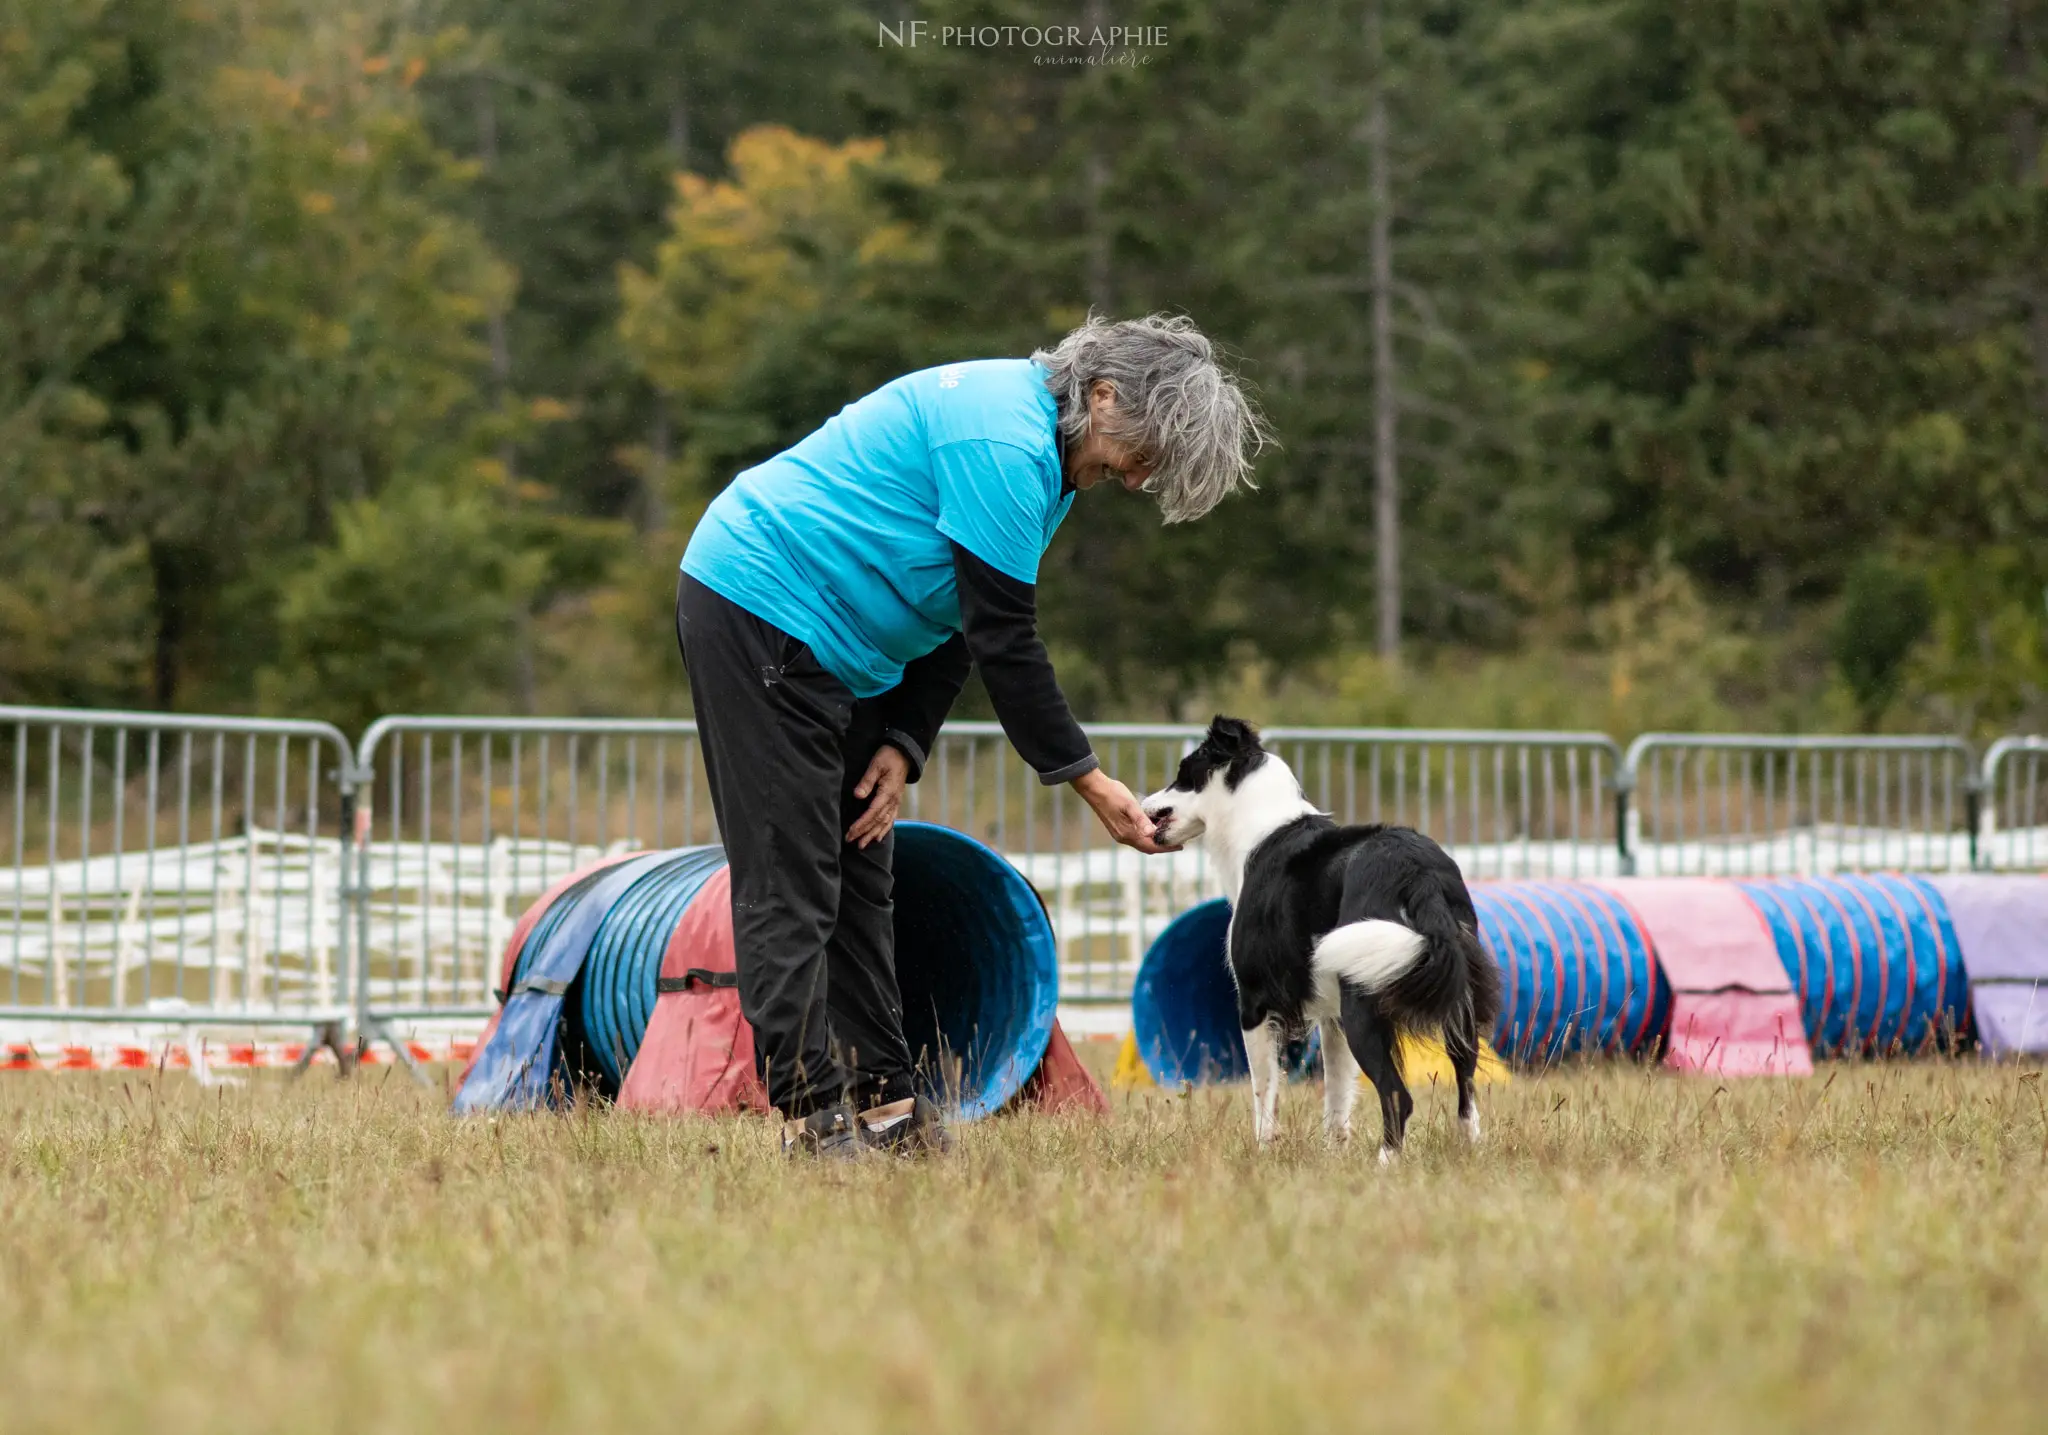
[682,359,1074,698]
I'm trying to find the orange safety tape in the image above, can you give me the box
[0,1036,480,1073]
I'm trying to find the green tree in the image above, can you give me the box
[1833,557,1933,728]
[123,6,517,709]
[618,124,945,490]
[259,478,546,735]
[419,0,872,525]
[0,0,180,704]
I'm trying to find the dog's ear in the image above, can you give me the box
[1206,715,1268,790]
[1206,715,1263,754]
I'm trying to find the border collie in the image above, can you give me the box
[1142,717,1502,1160]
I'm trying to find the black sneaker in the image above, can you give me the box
[781,1103,865,1161]
[857,1095,952,1157]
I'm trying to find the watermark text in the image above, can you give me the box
[878,22,1169,50]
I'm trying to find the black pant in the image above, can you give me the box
[676,576,917,1117]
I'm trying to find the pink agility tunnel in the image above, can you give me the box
[1598,879,1812,1075]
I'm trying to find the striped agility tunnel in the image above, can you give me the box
[1131,886,1670,1086]
[1736,875,1969,1055]
[453,822,1104,1120]
[1128,876,2048,1084]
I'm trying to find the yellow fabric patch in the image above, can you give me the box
[1392,1032,1511,1088]
[1110,1031,1155,1089]
[1111,1028,1506,1090]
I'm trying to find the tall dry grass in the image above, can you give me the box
[2,1062,2044,1434]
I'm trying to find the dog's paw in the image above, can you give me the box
[1376,1145,1400,1167]
[1461,1109,1483,1144]
[1323,1121,1352,1145]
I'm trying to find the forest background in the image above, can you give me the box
[5,0,2046,742]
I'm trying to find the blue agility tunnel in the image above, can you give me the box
[1130,897,1320,1085]
[1131,899,1244,1084]
[888,823,1063,1117]
[1130,885,1674,1084]
[1734,875,1968,1054]
[1475,883,1670,1062]
[578,846,731,1089]
[454,822,1061,1120]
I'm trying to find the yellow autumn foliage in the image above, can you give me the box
[619,125,939,405]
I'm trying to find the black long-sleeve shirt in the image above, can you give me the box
[876,542,1098,786]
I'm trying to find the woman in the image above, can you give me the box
[677,312,1268,1157]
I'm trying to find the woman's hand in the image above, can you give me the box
[847,745,911,849]
[1073,768,1181,854]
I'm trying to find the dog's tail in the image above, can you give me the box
[1310,881,1501,1037]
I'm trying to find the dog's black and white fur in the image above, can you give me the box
[1142,716,1502,1160]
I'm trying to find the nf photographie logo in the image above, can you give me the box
[878,21,1168,66]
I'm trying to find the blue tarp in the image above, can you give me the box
[452,851,672,1113]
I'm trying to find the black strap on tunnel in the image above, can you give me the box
[656,969,739,993]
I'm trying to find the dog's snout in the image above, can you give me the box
[1146,804,1173,826]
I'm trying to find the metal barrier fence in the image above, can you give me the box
[351,716,716,1045]
[1618,733,1981,876]
[918,724,1625,1000]
[0,706,357,1038]
[4,702,2042,1059]
[350,718,1624,1012]
[1983,737,2048,872]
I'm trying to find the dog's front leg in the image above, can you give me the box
[1320,1015,1359,1143]
[1243,1021,1283,1145]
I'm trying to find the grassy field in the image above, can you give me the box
[3,1059,2045,1435]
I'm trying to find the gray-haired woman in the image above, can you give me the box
[677,313,1268,1157]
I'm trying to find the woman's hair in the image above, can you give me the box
[1033,312,1272,523]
